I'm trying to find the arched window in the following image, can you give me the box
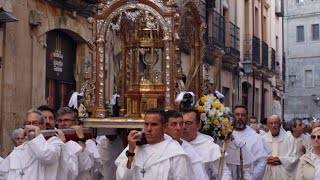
[45,30,76,110]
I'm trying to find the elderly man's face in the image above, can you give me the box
[25,112,46,130]
[14,133,26,146]
[57,113,76,129]
[267,116,281,136]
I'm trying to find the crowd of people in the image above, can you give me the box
[0,103,319,180]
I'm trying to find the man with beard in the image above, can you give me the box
[38,104,56,129]
[225,105,270,180]
[262,115,299,180]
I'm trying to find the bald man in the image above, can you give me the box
[262,115,299,180]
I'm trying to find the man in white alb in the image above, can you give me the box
[164,110,208,180]
[57,107,100,180]
[181,108,232,180]
[225,105,270,180]
[0,109,66,180]
[115,108,193,180]
[263,115,299,180]
[287,117,311,176]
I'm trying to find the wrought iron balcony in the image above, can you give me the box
[44,0,98,17]
[225,22,240,59]
[205,9,225,50]
[262,41,269,68]
[243,34,261,65]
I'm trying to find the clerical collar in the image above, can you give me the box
[272,132,280,137]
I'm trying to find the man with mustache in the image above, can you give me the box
[225,105,271,180]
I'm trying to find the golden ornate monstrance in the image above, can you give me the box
[80,0,206,127]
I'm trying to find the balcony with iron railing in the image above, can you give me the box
[262,41,269,68]
[44,0,98,17]
[243,34,261,65]
[205,9,225,50]
[224,22,240,60]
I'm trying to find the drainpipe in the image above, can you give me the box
[252,0,255,116]
[261,0,265,121]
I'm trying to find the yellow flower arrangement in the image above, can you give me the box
[197,106,204,113]
[201,96,207,104]
[196,94,234,141]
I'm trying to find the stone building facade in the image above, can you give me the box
[221,0,284,120]
[284,0,320,120]
[0,0,284,156]
[0,0,94,156]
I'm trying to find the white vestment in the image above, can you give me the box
[263,128,299,180]
[0,134,63,180]
[226,126,270,180]
[115,139,193,180]
[45,138,82,180]
[0,157,4,180]
[77,139,100,180]
[188,132,232,180]
[181,139,209,180]
[97,135,124,180]
[287,131,311,157]
[287,131,311,177]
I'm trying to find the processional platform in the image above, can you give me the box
[81,117,144,129]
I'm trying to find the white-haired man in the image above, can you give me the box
[0,109,66,179]
[263,115,299,180]
[10,128,26,147]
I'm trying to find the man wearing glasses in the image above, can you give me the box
[0,109,65,179]
[225,105,270,180]
[164,110,207,180]
[262,115,299,180]
[56,107,100,180]
[181,107,232,179]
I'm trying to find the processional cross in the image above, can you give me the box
[140,168,146,177]
[19,170,25,179]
